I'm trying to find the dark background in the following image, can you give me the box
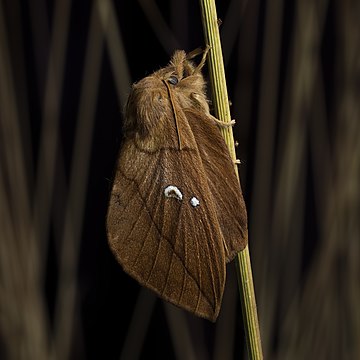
[1,0,359,359]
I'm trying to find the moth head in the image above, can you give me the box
[123,48,210,139]
[154,50,209,112]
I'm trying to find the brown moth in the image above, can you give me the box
[106,47,248,322]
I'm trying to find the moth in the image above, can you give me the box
[106,47,248,322]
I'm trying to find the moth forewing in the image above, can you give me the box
[106,48,248,321]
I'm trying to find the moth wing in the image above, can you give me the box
[106,139,226,321]
[184,109,248,262]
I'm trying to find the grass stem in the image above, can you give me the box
[199,0,263,358]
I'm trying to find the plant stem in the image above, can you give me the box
[198,0,263,358]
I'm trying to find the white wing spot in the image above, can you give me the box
[164,185,183,201]
[190,197,200,207]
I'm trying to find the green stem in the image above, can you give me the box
[199,0,263,358]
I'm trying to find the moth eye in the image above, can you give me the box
[164,185,183,201]
[168,75,179,85]
[190,197,200,207]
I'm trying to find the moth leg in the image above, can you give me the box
[209,114,236,128]
[233,159,241,165]
[193,45,211,73]
[187,45,210,60]
[186,47,204,60]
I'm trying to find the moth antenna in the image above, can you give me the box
[194,45,211,73]
[163,80,182,150]
[170,50,186,78]
[185,46,211,72]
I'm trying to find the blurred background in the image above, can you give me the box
[1,0,359,359]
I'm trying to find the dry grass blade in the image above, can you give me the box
[221,0,249,62]
[33,0,72,270]
[137,0,180,53]
[170,0,189,48]
[270,0,329,358]
[0,1,50,358]
[98,0,131,106]
[249,0,284,354]
[213,268,238,360]
[53,2,104,358]
[164,304,198,360]
[120,289,157,360]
